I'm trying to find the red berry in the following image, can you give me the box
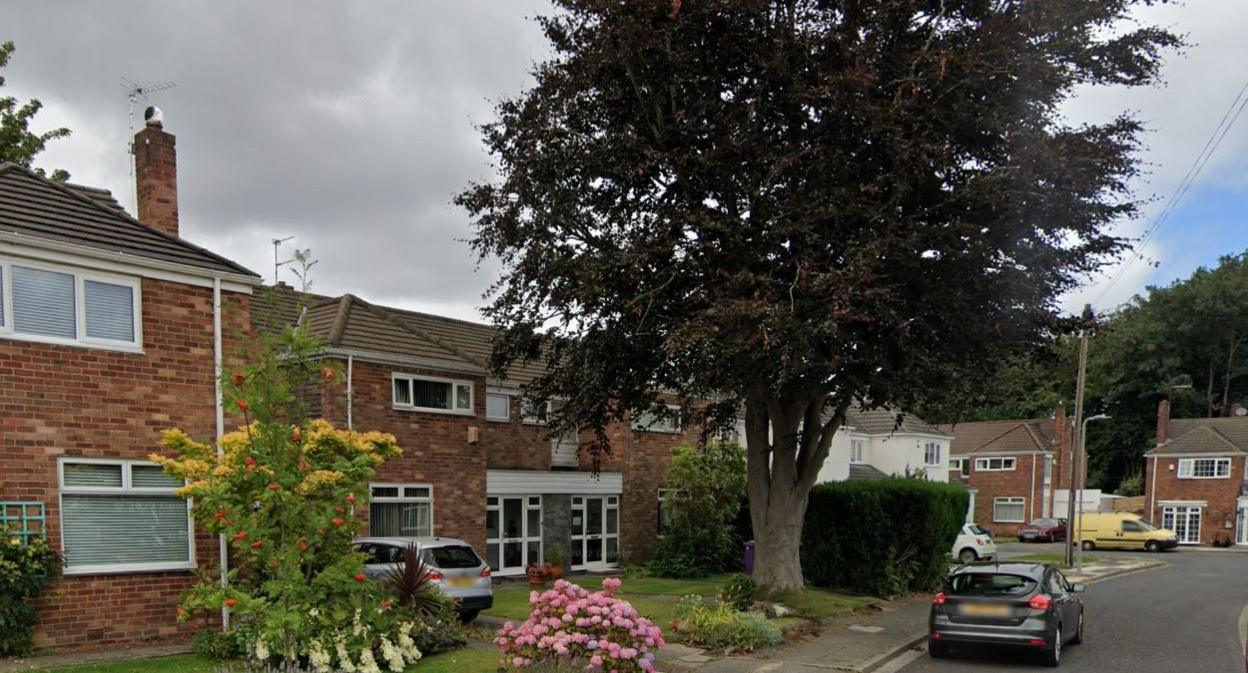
[322,368,336,380]
[232,373,245,386]
[224,598,238,608]
[267,482,281,492]
[354,573,366,582]
[298,540,309,552]
[245,456,256,467]
[236,399,248,411]
[345,494,356,506]
[177,607,188,618]
[215,509,228,520]
[331,518,344,527]
[250,540,263,549]
[291,427,302,443]
[336,507,345,515]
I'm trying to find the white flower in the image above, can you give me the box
[252,638,270,663]
[308,639,332,673]
[309,607,320,618]
[359,646,382,673]
[352,608,364,636]
[379,636,405,672]
[335,638,357,673]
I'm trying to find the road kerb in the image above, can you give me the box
[1080,559,1167,586]
[859,631,928,672]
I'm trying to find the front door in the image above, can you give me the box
[571,495,620,570]
[1238,501,1248,545]
[486,495,542,575]
[1162,505,1202,544]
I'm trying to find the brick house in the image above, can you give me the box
[1145,400,1248,546]
[937,405,1072,536]
[0,114,260,649]
[253,289,703,577]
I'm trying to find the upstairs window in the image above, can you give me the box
[0,259,140,350]
[486,392,511,421]
[631,406,681,433]
[1177,458,1231,479]
[392,374,473,414]
[850,440,865,464]
[975,457,1016,472]
[924,442,942,465]
[950,458,970,477]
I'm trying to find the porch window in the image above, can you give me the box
[993,497,1025,523]
[59,459,193,574]
[369,484,433,537]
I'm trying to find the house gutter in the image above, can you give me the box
[213,277,230,630]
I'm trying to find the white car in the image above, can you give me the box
[355,537,493,622]
[950,523,997,564]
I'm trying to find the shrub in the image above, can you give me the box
[191,628,243,660]
[717,574,757,612]
[494,577,665,671]
[673,596,782,652]
[0,536,60,656]
[649,442,747,578]
[802,479,969,597]
[385,543,447,617]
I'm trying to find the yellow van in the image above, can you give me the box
[1074,512,1178,552]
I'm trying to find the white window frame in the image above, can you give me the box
[850,439,865,464]
[391,373,474,415]
[993,496,1026,523]
[57,457,194,575]
[924,442,942,466]
[950,458,970,477]
[369,483,435,536]
[0,257,143,353]
[485,392,511,422]
[631,405,682,434]
[975,457,1017,472]
[1177,457,1232,479]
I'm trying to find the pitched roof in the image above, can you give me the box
[1146,417,1248,456]
[847,464,889,480]
[938,418,1056,456]
[304,295,483,372]
[0,163,257,278]
[846,407,949,437]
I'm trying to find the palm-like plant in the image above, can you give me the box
[384,543,447,616]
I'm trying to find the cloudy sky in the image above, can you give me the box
[4,1,1247,322]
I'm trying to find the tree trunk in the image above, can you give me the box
[1207,363,1216,418]
[744,392,847,593]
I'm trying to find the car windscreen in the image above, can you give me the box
[947,573,1038,597]
[1029,519,1057,528]
[1135,519,1158,531]
[965,524,987,536]
[423,545,481,569]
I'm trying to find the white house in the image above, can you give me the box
[816,408,952,483]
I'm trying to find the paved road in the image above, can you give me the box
[899,548,1248,673]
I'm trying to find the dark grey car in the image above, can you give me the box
[929,562,1084,667]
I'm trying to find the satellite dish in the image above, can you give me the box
[144,105,164,126]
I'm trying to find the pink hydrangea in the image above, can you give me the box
[495,578,666,672]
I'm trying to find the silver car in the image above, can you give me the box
[354,537,493,622]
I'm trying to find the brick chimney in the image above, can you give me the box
[134,107,179,238]
[1156,399,1171,447]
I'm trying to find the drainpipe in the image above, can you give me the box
[1029,454,1037,522]
[346,354,354,430]
[1149,456,1158,524]
[213,278,229,630]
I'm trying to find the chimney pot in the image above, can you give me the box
[134,114,179,238]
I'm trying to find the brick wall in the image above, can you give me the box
[0,276,249,650]
[1146,455,1243,544]
[963,454,1049,536]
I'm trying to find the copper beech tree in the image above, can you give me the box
[457,0,1180,590]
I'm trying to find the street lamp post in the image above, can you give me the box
[1075,413,1110,571]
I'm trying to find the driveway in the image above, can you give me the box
[896,548,1248,673]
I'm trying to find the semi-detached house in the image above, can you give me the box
[0,115,260,649]
[1,112,698,651]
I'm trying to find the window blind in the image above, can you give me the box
[61,494,190,569]
[370,502,432,537]
[12,266,76,338]
[84,280,135,342]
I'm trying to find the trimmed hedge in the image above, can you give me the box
[801,479,969,598]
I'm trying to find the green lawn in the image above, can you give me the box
[34,646,504,673]
[485,574,872,629]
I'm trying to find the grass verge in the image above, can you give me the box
[31,645,502,673]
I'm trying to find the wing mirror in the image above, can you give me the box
[1071,583,1086,593]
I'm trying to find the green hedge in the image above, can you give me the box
[801,479,969,598]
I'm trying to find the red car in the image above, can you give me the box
[1016,518,1068,543]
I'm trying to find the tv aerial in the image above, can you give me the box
[120,77,177,211]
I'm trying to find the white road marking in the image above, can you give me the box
[873,647,924,673]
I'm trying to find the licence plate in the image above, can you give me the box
[961,603,1011,617]
[446,577,476,587]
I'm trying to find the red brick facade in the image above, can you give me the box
[0,277,249,650]
[1145,455,1244,545]
[963,454,1050,536]
[134,122,180,238]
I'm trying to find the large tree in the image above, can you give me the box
[458,0,1179,590]
[0,40,70,181]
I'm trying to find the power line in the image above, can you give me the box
[1091,75,1248,308]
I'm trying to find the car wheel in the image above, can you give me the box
[959,548,978,564]
[1042,624,1062,667]
[458,610,480,624]
[1145,540,1161,553]
[1071,610,1084,645]
[1082,540,1095,551]
[929,640,950,659]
